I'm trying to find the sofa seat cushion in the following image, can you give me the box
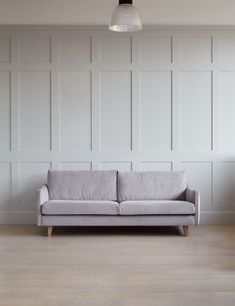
[42,200,119,215]
[119,201,195,215]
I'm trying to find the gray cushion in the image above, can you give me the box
[48,170,117,201]
[119,200,195,215]
[118,171,186,202]
[42,200,119,215]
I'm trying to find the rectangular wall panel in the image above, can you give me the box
[181,162,212,210]
[59,71,91,151]
[0,36,11,62]
[0,163,11,212]
[100,162,132,171]
[181,71,212,151]
[59,36,91,63]
[214,162,235,211]
[140,71,172,151]
[19,71,51,151]
[59,162,92,171]
[140,162,172,171]
[99,37,131,63]
[100,71,131,151]
[219,37,235,66]
[19,36,51,63]
[0,71,10,151]
[19,162,51,212]
[139,36,172,65]
[180,37,212,65]
[221,72,235,149]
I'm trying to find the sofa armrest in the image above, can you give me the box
[186,188,200,226]
[37,184,48,225]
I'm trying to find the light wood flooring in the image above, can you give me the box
[0,225,234,306]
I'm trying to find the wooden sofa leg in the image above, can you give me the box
[183,225,189,237]
[47,226,53,237]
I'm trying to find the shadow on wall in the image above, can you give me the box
[215,165,235,211]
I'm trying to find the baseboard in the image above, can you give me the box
[0,212,36,224]
[201,211,235,224]
[0,211,234,225]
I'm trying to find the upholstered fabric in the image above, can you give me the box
[118,171,187,202]
[119,200,195,215]
[42,200,119,215]
[38,170,200,228]
[41,215,196,226]
[38,185,49,205]
[47,170,117,201]
[186,188,200,225]
[37,184,49,225]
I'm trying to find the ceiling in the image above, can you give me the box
[0,0,235,26]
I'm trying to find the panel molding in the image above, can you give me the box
[0,27,235,224]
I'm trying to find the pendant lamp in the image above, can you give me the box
[109,0,143,32]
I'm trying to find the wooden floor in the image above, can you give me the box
[0,225,235,306]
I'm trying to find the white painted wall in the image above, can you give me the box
[0,26,235,224]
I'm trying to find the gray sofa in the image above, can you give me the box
[38,170,200,237]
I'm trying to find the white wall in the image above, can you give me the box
[0,26,235,224]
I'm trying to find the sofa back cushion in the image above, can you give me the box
[48,170,117,201]
[117,171,186,202]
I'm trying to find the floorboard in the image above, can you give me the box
[0,225,234,306]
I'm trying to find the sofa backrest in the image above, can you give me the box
[48,170,117,201]
[117,171,187,202]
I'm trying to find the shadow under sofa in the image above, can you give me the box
[38,170,200,237]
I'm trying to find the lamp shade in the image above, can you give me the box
[109,2,143,32]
